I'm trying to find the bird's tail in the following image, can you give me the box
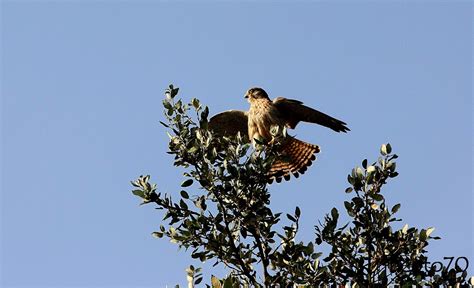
[268,137,320,183]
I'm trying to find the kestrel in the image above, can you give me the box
[209,87,349,183]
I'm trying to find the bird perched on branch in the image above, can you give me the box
[209,87,349,183]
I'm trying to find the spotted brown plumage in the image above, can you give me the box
[209,87,349,183]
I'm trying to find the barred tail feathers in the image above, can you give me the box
[268,137,320,183]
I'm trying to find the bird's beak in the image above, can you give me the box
[244,94,249,99]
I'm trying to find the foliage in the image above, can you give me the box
[315,143,470,286]
[131,85,472,287]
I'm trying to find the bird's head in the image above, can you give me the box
[244,87,270,102]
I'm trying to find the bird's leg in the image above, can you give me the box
[268,124,287,146]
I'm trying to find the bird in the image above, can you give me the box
[209,87,349,183]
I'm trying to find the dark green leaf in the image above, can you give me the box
[331,208,339,220]
[380,143,393,156]
[286,214,296,222]
[159,121,169,128]
[180,199,188,210]
[201,106,209,120]
[132,189,145,199]
[295,206,301,218]
[391,203,401,214]
[223,277,233,288]
[163,99,172,109]
[191,98,200,109]
[420,229,427,241]
[344,201,352,212]
[188,146,198,154]
[372,193,384,201]
[426,227,435,237]
[180,190,189,199]
[181,179,193,187]
[170,87,179,98]
[362,159,368,169]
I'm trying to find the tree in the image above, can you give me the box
[131,85,472,287]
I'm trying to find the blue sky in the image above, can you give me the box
[1,1,472,287]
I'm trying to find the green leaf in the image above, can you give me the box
[194,277,203,285]
[201,106,209,120]
[372,193,384,201]
[181,179,193,187]
[345,187,353,193]
[170,86,179,98]
[366,165,376,174]
[223,277,234,288]
[191,98,200,109]
[314,258,320,270]
[286,214,296,222]
[426,227,435,237]
[163,99,172,109]
[347,174,354,185]
[169,226,176,236]
[180,190,189,199]
[132,189,145,199]
[391,203,401,214]
[188,146,199,154]
[355,167,364,179]
[152,232,163,238]
[402,223,408,234]
[362,159,368,169]
[353,197,364,208]
[195,197,207,210]
[180,199,188,210]
[159,121,169,128]
[295,206,301,218]
[331,208,339,220]
[381,143,392,156]
[344,201,352,212]
[420,229,427,241]
[387,161,396,171]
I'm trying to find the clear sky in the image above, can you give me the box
[1,1,472,287]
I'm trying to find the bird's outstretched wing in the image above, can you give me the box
[273,97,350,133]
[209,110,249,141]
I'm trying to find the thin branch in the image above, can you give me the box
[250,228,270,286]
[211,186,258,286]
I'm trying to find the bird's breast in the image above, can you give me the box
[248,100,284,142]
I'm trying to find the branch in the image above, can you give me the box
[250,228,270,286]
[207,182,258,286]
